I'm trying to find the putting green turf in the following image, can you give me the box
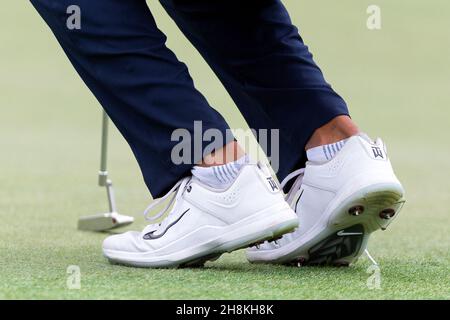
[1,1,449,299]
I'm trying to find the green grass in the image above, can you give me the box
[0,1,449,299]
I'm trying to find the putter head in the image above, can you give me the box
[77,212,134,231]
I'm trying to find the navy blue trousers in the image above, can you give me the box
[31,0,349,197]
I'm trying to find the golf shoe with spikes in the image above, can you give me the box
[246,134,405,266]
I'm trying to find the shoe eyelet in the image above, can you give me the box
[186,185,192,193]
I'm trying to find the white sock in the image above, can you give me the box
[307,138,349,163]
[191,155,250,189]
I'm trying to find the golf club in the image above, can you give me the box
[77,110,134,231]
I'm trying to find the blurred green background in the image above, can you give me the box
[0,1,449,299]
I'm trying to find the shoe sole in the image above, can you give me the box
[180,219,294,268]
[103,204,298,268]
[248,183,405,266]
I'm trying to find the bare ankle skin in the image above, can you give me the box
[305,115,360,150]
[199,140,245,167]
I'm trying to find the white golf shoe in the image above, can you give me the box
[102,162,298,268]
[246,134,405,266]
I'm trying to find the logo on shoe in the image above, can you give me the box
[371,146,384,159]
[266,177,279,192]
[143,209,190,240]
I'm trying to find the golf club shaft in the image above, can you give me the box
[99,111,118,213]
[98,110,109,186]
[100,110,109,173]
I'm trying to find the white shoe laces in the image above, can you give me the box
[280,168,305,189]
[280,168,305,206]
[143,177,191,222]
[280,167,378,266]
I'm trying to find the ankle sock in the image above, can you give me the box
[191,155,250,189]
[307,138,349,162]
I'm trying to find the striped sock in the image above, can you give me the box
[306,138,349,163]
[191,155,249,189]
